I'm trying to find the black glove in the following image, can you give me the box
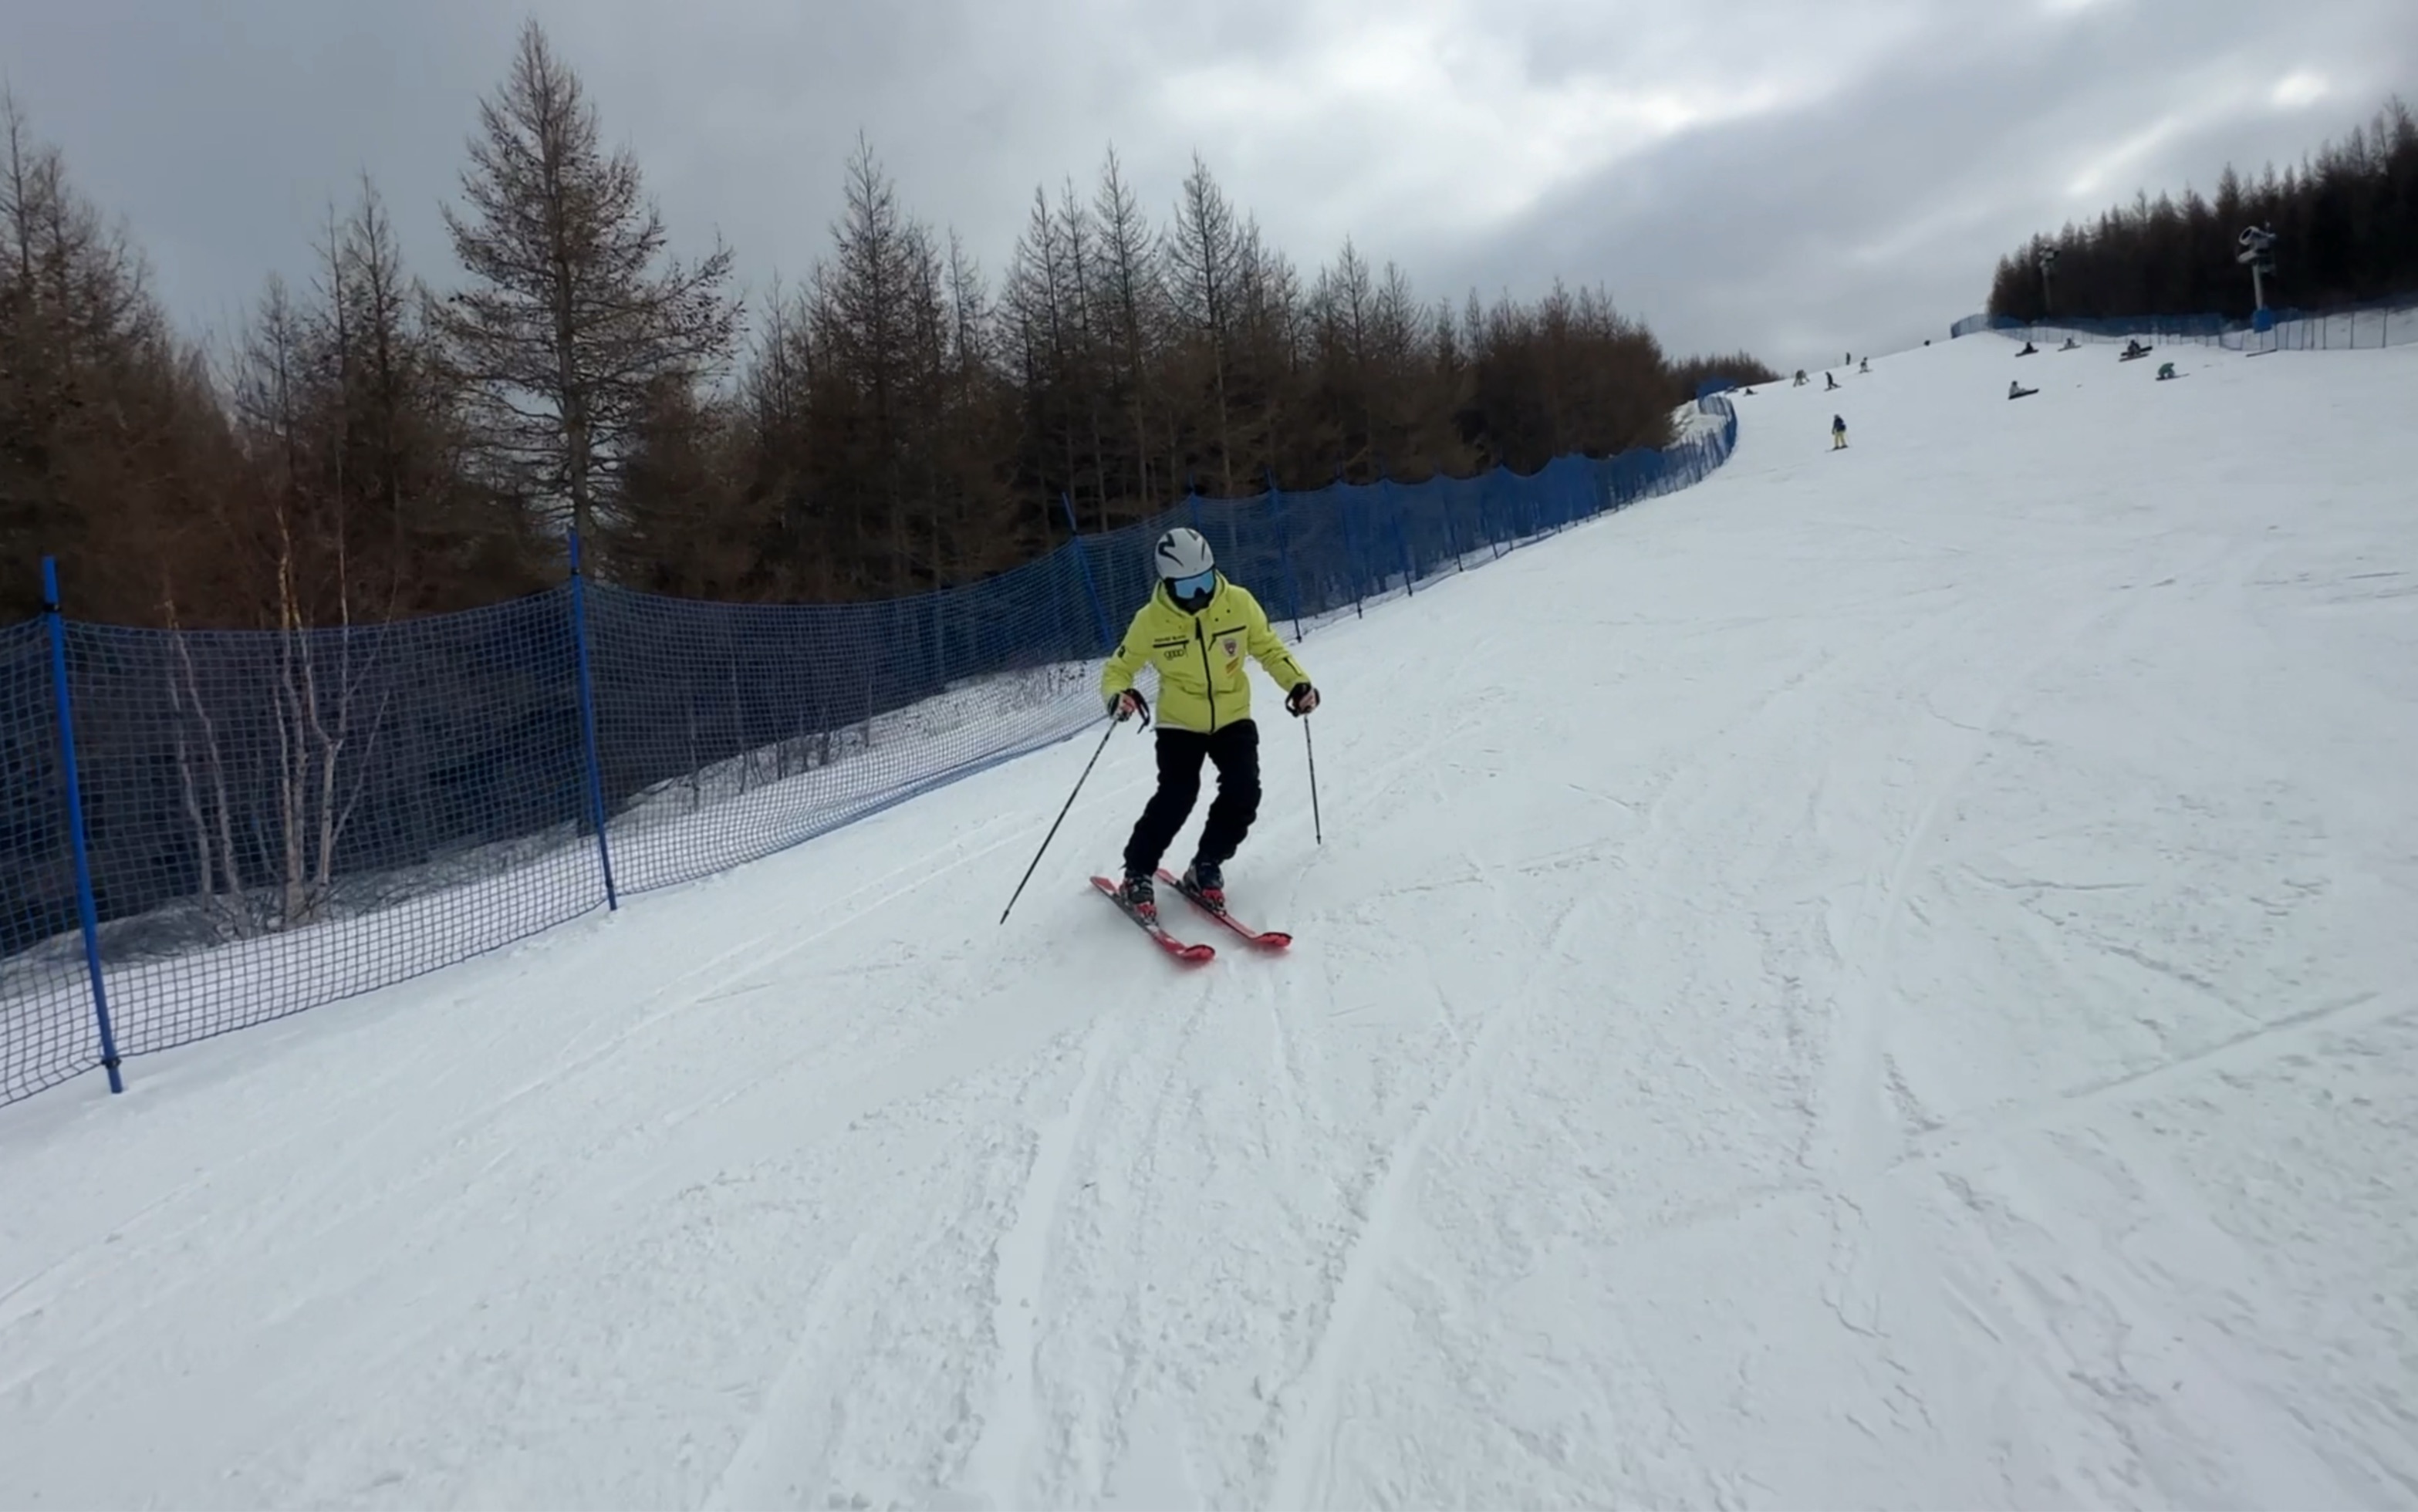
[1285,682,1319,717]
[1109,688,1150,724]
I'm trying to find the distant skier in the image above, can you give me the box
[1832,414,1848,450]
[2156,361,2177,380]
[1793,370,1808,386]
[1825,371,1839,391]
[1100,527,1319,920]
[1858,356,1871,373]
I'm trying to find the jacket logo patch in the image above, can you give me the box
[1222,638,1239,659]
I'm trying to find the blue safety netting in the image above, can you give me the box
[1952,293,2418,351]
[586,550,1106,896]
[2,400,1735,1105]
[2,618,93,1104]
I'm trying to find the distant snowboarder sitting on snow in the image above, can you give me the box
[2061,336,2079,350]
[2120,339,2151,361]
[1832,414,1848,450]
[1100,527,1319,920]
[2008,380,2038,400]
[2018,340,2038,356]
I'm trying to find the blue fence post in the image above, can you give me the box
[1266,469,1305,640]
[1339,492,1366,618]
[1060,493,1115,653]
[1045,542,1076,658]
[1443,481,1469,571]
[930,587,946,695]
[566,530,618,912]
[1379,470,1417,596]
[39,558,123,1095]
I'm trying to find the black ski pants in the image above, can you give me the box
[1123,719,1260,879]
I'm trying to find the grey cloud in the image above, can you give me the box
[2,0,2412,371]
[1418,0,2418,363]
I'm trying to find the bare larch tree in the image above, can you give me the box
[1164,154,1247,497]
[441,20,739,544]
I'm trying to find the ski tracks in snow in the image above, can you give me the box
[1805,586,2133,1183]
[16,343,2418,1510]
[958,1012,1121,1507]
[700,1236,867,1512]
[1262,881,1584,1509]
[1804,532,2246,1184]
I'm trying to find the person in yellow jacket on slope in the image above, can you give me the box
[1100,527,1319,920]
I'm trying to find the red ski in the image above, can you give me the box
[1157,870,1292,950]
[1091,877,1216,964]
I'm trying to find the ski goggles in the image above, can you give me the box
[1168,569,1217,601]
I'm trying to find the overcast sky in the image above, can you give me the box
[3,0,2412,369]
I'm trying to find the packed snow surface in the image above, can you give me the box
[5,336,2417,1509]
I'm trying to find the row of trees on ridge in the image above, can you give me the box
[1985,97,2418,323]
[1,22,1774,630]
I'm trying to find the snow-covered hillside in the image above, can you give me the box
[5,334,2415,1510]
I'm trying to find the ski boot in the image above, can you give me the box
[1180,861,1225,913]
[1115,870,1157,920]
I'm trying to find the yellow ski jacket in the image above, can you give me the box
[1099,576,1310,734]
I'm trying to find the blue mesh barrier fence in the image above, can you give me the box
[2,618,94,1103]
[1951,294,2418,351]
[52,595,603,1068]
[1,399,1734,1105]
[587,548,1108,895]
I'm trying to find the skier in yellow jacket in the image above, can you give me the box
[1100,527,1319,918]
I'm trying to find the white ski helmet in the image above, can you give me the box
[1153,527,1215,582]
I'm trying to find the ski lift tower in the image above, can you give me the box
[2237,224,2278,326]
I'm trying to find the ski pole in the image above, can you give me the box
[1304,717,1322,846]
[1001,708,1138,924]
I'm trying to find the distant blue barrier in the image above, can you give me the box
[2,399,1738,1105]
[1952,293,2418,352]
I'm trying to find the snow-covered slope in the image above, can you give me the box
[5,336,2415,1510]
